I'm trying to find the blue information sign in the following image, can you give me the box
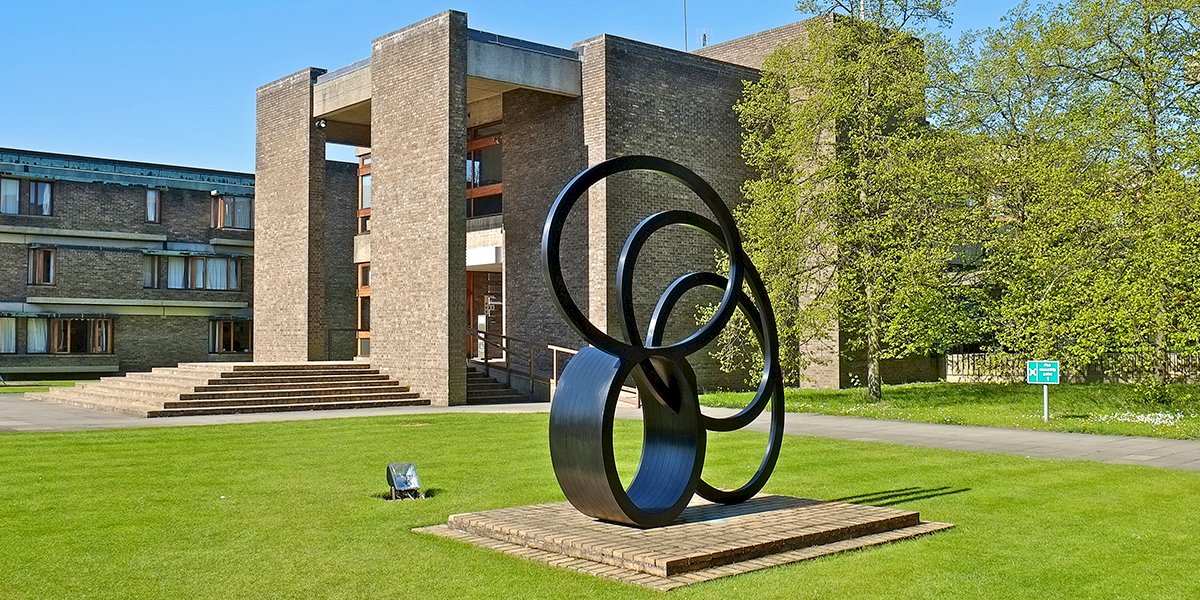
[1026,361,1060,385]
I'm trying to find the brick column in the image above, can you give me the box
[500,89,587,363]
[254,67,328,361]
[369,11,468,405]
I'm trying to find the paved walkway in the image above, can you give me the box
[4,393,1200,473]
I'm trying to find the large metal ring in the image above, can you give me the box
[543,155,784,527]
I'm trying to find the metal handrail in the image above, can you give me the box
[466,328,552,391]
[548,344,640,407]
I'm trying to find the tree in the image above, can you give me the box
[729,0,979,400]
[935,0,1200,382]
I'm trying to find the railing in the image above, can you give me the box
[548,344,641,407]
[466,329,553,397]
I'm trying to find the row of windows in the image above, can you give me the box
[0,178,51,215]
[2,177,252,229]
[0,317,252,355]
[143,255,243,291]
[25,249,243,291]
[0,317,112,354]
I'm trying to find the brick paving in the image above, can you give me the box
[418,495,952,591]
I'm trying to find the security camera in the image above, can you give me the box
[210,190,220,196]
[315,119,327,129]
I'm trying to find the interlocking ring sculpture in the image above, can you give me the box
[542,155,785,528]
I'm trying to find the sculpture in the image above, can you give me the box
[541,155,785,528]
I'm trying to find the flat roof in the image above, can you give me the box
[315,28,578,87]
[0,147,254,196]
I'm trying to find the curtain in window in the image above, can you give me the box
[191,257,206,289]
[206,258,228,290]
[0,179,17,214]
[167,257,185,289]
[227,259,239,290]
[234,197,252,229]
[26,318,47,353]
[146,190,159,222]
[31,182,51,215]
[0,318,15,353]
[94,320,109,353]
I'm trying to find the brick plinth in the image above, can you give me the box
[418,495,953,591]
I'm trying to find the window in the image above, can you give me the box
[167,256,186,289]
[0,318,15,354]
[358,156,372,234]
[29,181,51,215]
[358,263,371,289]
[360,173,372,209]
[28,248,55,285]
[50,318,112,354]
[466,122,503,218]
[1,179,17,214]
[142,256,160,288]
[210,320,252,353]
[164,255,240,290]
[146,189,160,223]
[358,296,371,331]
[26,318,48,353]
[211,196,253,229]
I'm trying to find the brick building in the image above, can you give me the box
[254,11,940,406]
[0,148,260,376]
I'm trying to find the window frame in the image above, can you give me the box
[0,317,15,354]
[27,180,52,216]
[28,248,55,285]
[209,319,252,354]
[211,195,253,230]
[358,155,372,234]
[146,189,161,223]
[49,318,114,355]
[466,123,503,218]
[0,178,18,215]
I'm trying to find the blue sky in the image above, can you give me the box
[0,1,1023,172]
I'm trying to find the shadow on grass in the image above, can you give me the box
[832,486,970,507]
[373,487,442,501]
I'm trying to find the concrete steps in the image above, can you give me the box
[27,361,427,417]
[466,365,540,405]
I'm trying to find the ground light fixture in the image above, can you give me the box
[386,462,423,500]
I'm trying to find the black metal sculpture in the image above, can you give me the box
[541,155,785,528]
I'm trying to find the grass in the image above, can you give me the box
[702,382,1200,439]
[0,379,80,394]
[2,413,1200,599]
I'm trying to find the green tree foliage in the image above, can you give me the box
[730,0,981,400]
[724,0,1198,395]
[936,0,1200,381]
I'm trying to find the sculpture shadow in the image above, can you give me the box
[832,486,970,507]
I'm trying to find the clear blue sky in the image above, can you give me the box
[0,1,1023,173]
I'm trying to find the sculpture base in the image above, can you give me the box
[417,495,952,591]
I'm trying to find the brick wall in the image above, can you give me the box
[323,160,359,360]
[253,67,327,361]
[575,35,759,391]
[693,21,811,70]
[369,11,468,405]
[500,88,588,368]
[0,179,251,243]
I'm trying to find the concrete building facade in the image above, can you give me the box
[254,11,939,406]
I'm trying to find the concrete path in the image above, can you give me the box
[4,393,1200,473]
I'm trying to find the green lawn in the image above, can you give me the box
[2,413,1199,598]
[0,379,80,394]
[703,383,1200,439]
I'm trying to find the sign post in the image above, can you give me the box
[1026,361,1060,422]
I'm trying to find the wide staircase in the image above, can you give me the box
[30,362,427,417]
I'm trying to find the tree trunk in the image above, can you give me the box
[865,281,882,402]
